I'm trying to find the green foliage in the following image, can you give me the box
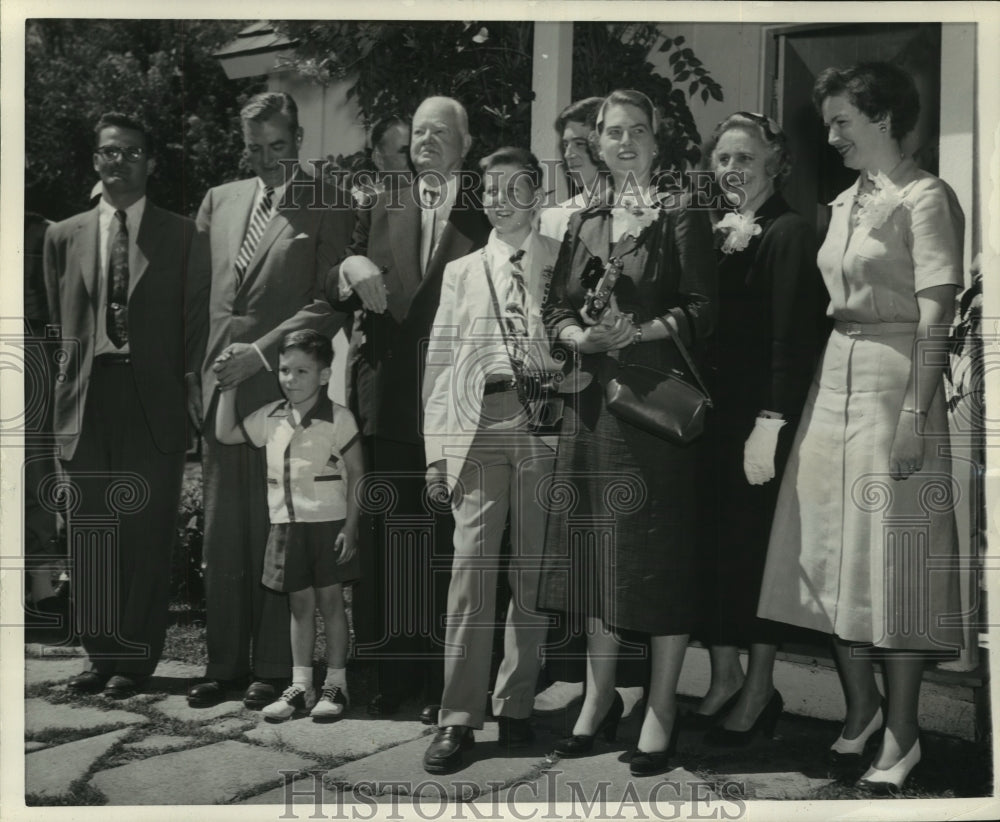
[274,20,720,174]
[25,20,263,220]
[274,20,535,170]
[573,24,723,171]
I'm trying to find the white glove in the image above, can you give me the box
[743,417,787,485]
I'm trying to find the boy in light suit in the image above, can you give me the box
[421,148,564,773]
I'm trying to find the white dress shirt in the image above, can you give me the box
[419,174,458,274]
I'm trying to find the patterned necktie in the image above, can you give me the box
[234,185,275,286]
[106,209,129,348]
[503,249,528,371]
[422,187,440,273]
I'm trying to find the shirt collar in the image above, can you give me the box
[98,194,146,227]
[289,392,335,429]
[487,228,536,273]
[418,172,458,211]
[257,164,300,206]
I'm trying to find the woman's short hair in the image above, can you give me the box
[279,328,333,368]
[595,89,659,135]
[555,97,603,164]
[702,112,793,187]
[479,146,543,190]
[812,62,920,141]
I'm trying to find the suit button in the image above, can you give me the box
[232,309,244,317]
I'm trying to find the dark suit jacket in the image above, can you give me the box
[191,171,354,417]
[328,181,491,443]
[43,201,205,461]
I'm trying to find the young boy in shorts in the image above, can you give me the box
[216,329,363,720]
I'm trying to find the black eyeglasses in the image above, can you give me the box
[95,146,145,162]
[735,111,784,140]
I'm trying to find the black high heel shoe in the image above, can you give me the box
[685,688,742,731]
[704,690,783,747]
[629,716,682,777]
[553,691,625,758]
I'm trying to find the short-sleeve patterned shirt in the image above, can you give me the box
[241,394,360,523]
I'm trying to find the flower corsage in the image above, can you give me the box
[714,210,762,254]
[854,171,913,231]
[611,195,662,240]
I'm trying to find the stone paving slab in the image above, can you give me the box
[238,778,346,806]
[25,728,131,799]
[24,658,85,687]
[91,739,318,805]
[717,771,835,800]
[510,749,721,806]
[205,717,256,735]
[245,716,431,760]
[24,698,149,736]
[124,733,198,754]
[323,724,554,799]
[151,694,246,722]
[25,643,85,658]
[151,659,204,679]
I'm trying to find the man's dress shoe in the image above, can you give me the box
[423,726,475,774]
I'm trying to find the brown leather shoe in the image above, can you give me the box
[423,726,474,774]
[68,670,109,694]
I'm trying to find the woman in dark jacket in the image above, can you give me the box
[539,89,717,776]
[692,112,828,745]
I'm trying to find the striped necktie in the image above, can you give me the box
[234,185,275,286]
[503,249,528,370]
[106,209,129,348]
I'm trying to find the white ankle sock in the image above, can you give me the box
[292,666,312,690]
[324,667,347,689]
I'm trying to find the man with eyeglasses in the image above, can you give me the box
[42,112,207,699]
[185,91,353,710]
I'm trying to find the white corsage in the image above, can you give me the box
[351,180,385,208]
[714,210,762,254]
[611,195,661,239]
[854,171,913,231]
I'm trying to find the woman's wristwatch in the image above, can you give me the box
[630,319,644,346]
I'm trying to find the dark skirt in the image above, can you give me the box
[263,520,361,593]
[538,378,701,636]
[696,409,790,647]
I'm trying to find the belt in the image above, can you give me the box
[484,376,518,396]
[95,353,132,365]
[834,321,918,336]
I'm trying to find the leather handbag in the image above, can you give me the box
[604,330,713,445]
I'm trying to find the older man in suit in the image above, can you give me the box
[43,112,206,698]
[329,96,491,721]
[186,92,352,709]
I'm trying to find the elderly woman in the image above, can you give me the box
[692,113,828,745]
[539,89,716,777]
[758,62,965,791]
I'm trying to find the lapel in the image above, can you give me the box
[75,208,101,305]
[387,186,424,319]
[132,202,161,295]
[239,172,313,296]
[575,207,611,262]
[405,203,483,324]
[226,178,258,268]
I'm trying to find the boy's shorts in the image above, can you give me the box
[262,521,361,593]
